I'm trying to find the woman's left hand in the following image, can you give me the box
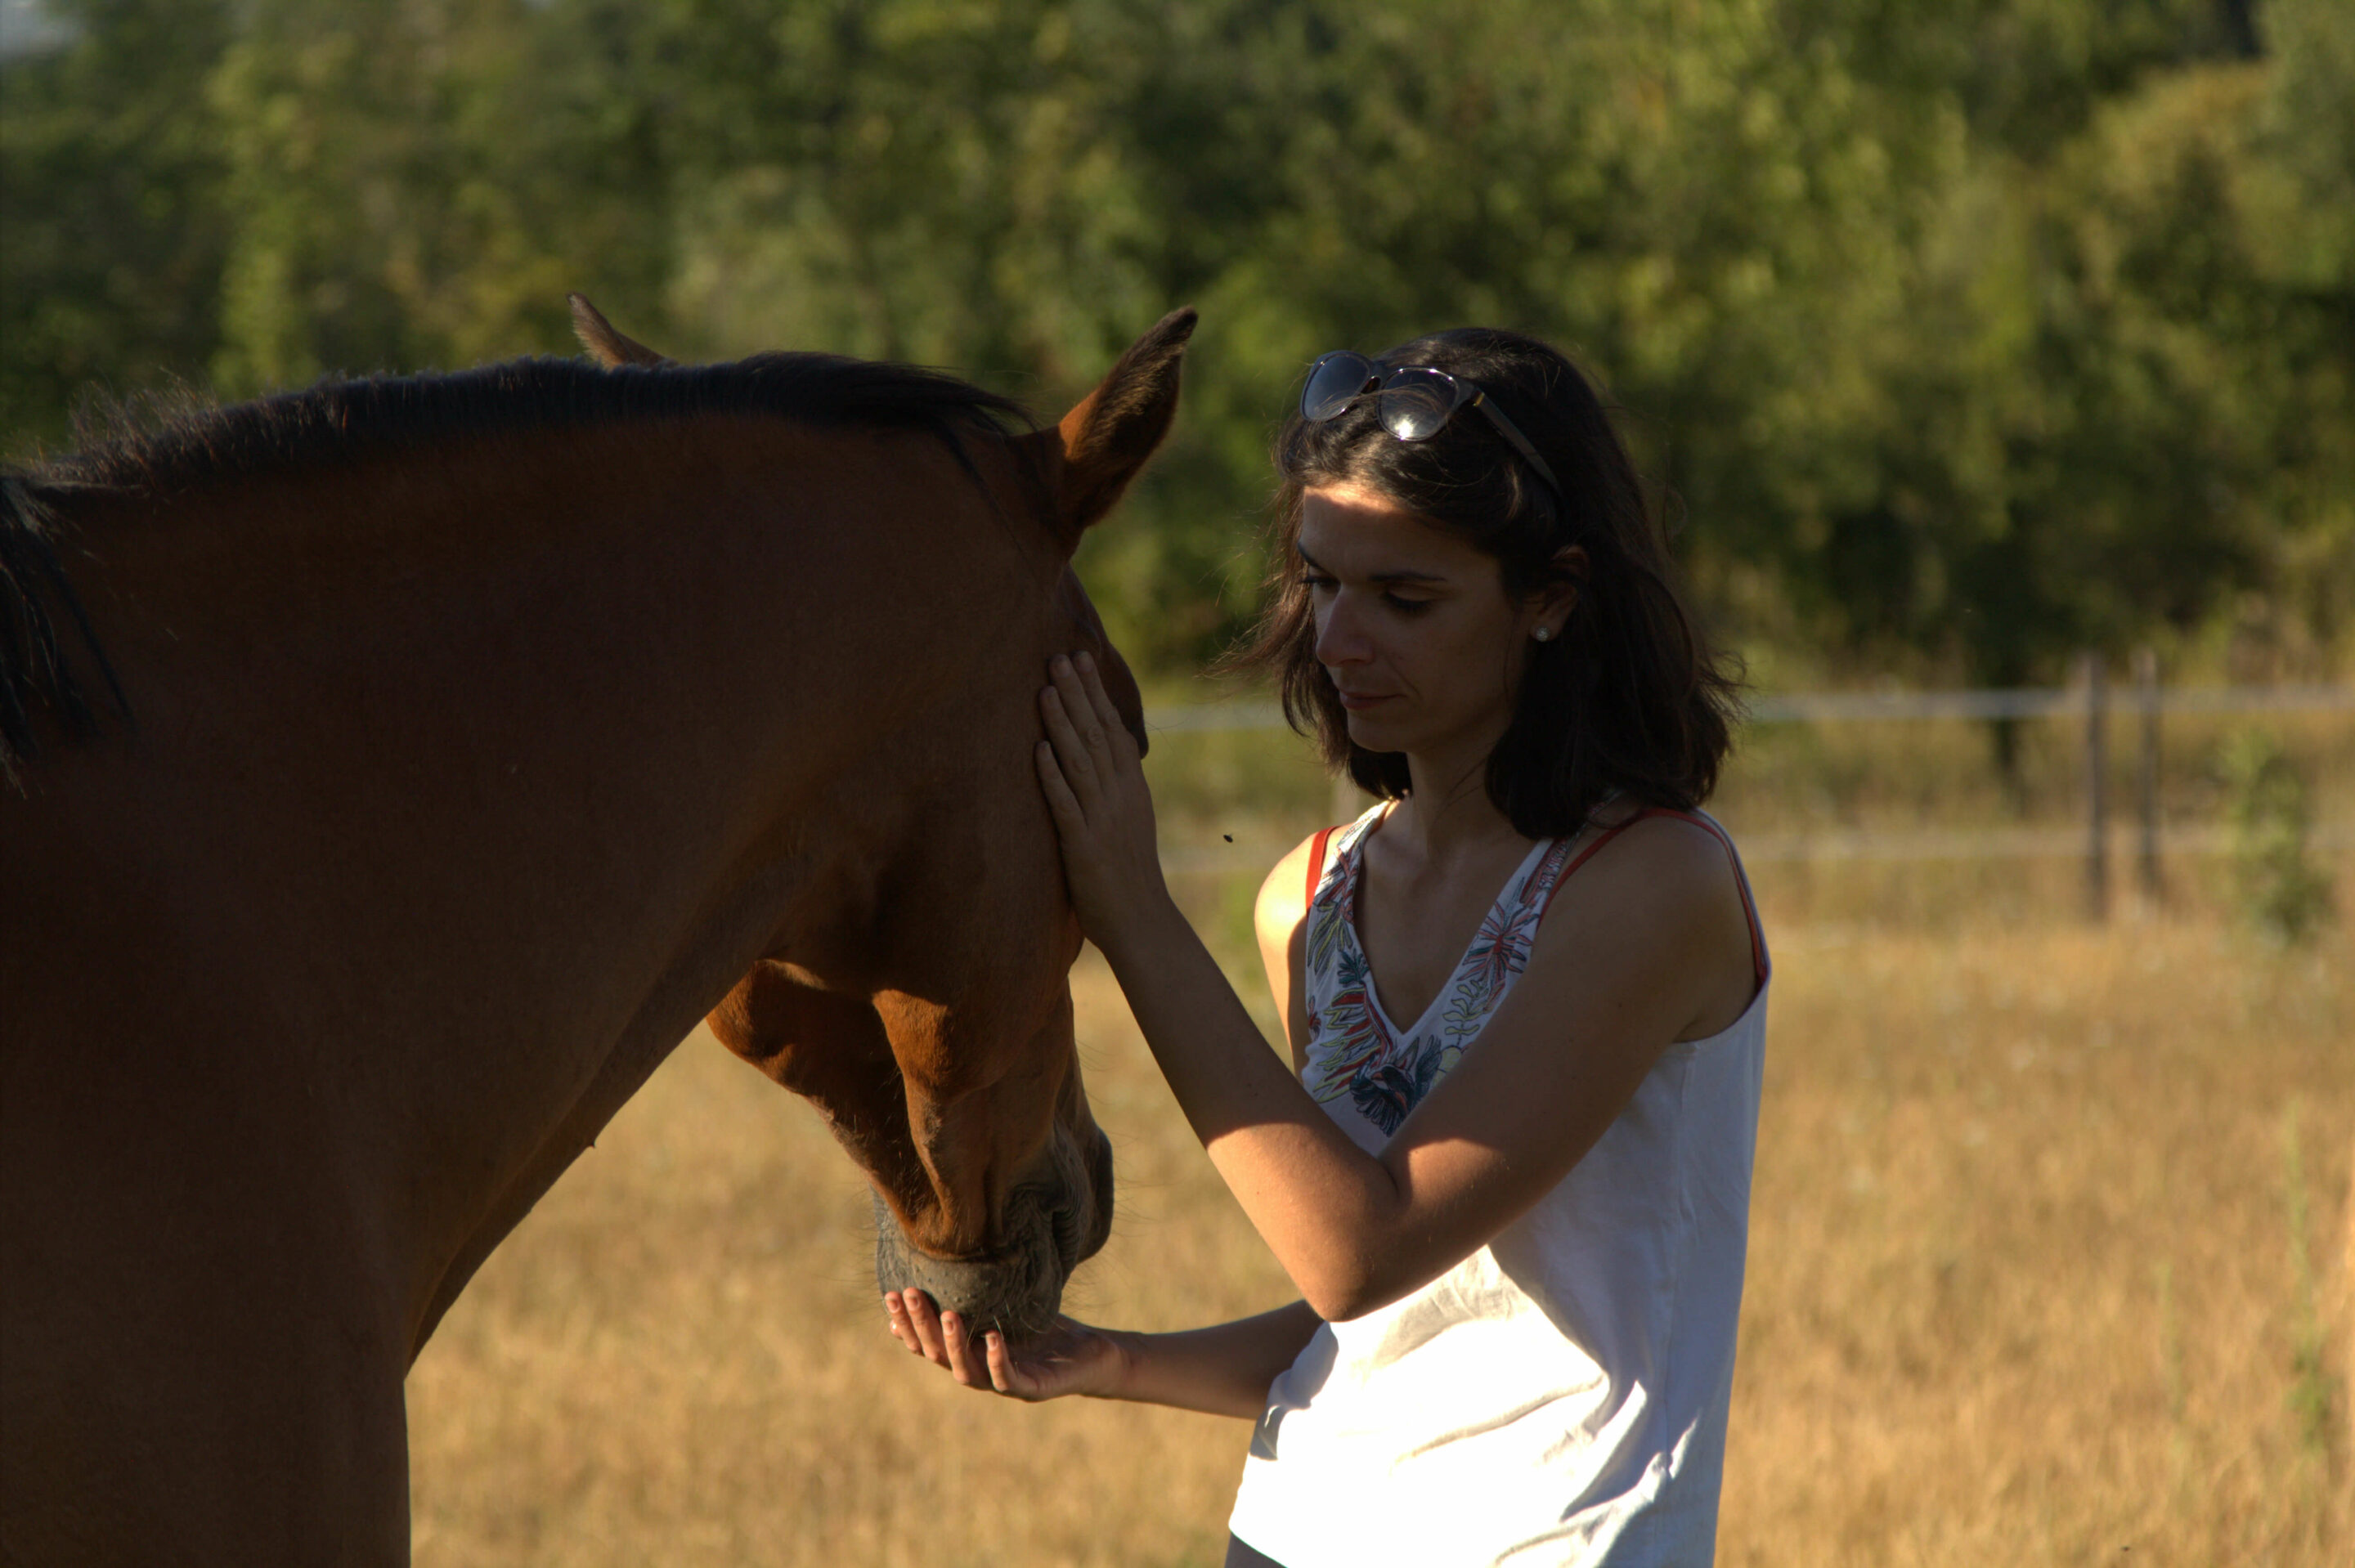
[885,1290,1128,1402]
[1036,652,1171,953]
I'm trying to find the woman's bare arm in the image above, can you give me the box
[1037,652,1754,1323]
[1102,1301,1323,1418]
[886,1291,1321,1419]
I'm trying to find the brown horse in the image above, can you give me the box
[0,299,1195,1561]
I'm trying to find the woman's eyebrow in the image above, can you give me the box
[1297,544,1450,586]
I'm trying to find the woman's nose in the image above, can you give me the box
[1313,599,1367,667]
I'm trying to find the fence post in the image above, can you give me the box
[2133,647,2162,909]
[2080,652,2109,921]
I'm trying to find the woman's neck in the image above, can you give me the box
[1388,737,1528,863]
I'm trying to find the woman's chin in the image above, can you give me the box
[1342,708,1406,750]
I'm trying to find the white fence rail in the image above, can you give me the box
[1147,683,2354,732]
[1145,676,2353,909]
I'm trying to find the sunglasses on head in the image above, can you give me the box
[1299,350,1563,500]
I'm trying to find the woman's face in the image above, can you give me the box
[1299,482,1564,768]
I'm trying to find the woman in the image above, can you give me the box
[886,329,1766,1566]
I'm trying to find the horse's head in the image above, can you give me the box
[586,301,1195,1339]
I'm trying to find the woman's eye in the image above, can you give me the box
[1301,574,1337,593]
[1383,594,1434,615]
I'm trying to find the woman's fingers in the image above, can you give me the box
[899,1291,988,1387]
[940,1309,986,1387]
[984,1330,1019,1395]
[1055,649,1125,777]
[887,1295,1117,1404]
[1048,655,1101,743]
[887,1291,1083,1400]
[888,1291,922,1355]
[1048,656,1119,777]
[1036,741,1084,832]
[891,1289,949,1364]
[896,1289,984,1387]
[1039,685,1099,801]
[1073,652,1131,750]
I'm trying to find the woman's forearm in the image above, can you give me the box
[1097,894,1409,1319]
[1098,1300,1324,1419]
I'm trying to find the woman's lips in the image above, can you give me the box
[1336,690,1394,711]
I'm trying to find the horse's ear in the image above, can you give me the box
[1032,307,1196,549]
[568,293,671,368]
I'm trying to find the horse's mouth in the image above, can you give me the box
[868,1131,1113,1344]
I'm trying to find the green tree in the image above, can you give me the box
[0,0,235,459]
[206,0,611,392]
[1793,2,2353,692]
[4,0,2347,688]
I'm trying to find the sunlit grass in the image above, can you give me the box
[407,850,2350,1565]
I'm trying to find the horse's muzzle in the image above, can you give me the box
[870,1126,1114,1345]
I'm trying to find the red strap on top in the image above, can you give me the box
[1535,808,1767,984]
[1304,826,1336,910]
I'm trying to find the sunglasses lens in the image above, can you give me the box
[1375,369,1459,440]
[1302,352,1377,422]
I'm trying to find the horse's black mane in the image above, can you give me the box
[0,354,1037,784]
[17,352,1034,496]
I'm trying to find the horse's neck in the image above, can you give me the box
[38,417,1035,1338]
[86,414,1005,819]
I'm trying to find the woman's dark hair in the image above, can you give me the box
[1226,327,1743,839]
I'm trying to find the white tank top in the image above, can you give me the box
[1227,804,1770,1568]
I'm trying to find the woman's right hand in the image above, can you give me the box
[884,1290,1129,1402]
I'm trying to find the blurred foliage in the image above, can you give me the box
[2,0,2349,683]
[2219,729,2336,946]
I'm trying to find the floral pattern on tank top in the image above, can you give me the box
[1303,810,1578,1135]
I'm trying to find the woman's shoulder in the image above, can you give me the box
[1253,828,1331,954]
[1552,806,1744,917]
[1590,802,1736,858]
[1532,806,1762,1034]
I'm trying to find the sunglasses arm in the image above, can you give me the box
[1468,393,1565,500]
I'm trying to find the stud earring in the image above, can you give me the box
[1532,626,1552,643]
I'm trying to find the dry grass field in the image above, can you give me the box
[407,840,2350,1566]
[406,704,2352,1562]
